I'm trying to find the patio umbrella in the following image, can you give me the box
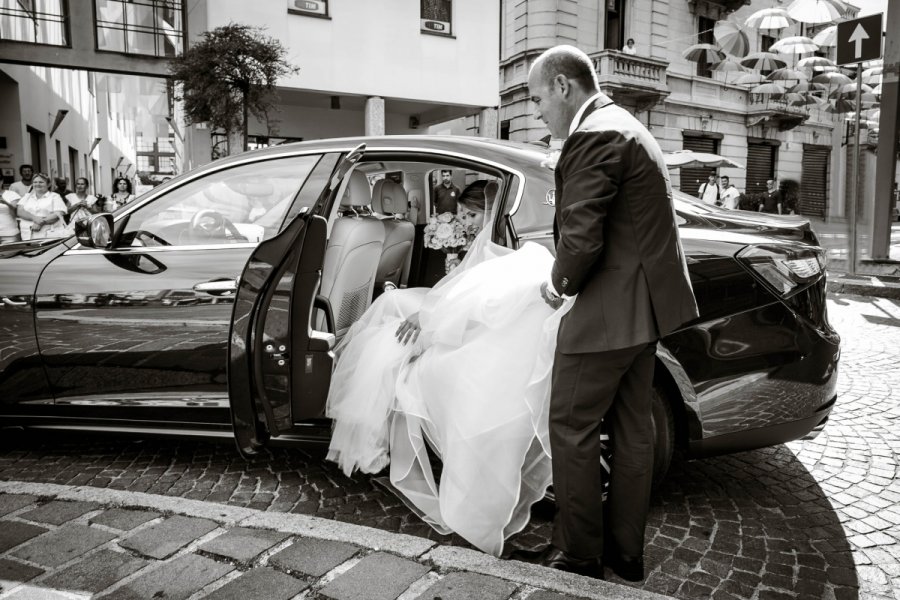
[788,80,826,93]
[735,72,768,86]
[862,66,883,86]
[830,82,874,98]
[712,57,749,82]
[797,56,835,70]
[811,71,852,86]
[714,21,750,57]
[744,7,793,30]
[768,67,809,82]
[740,52,787,71]
[751,82,787,96]
[872,83,883,96]
[825,98,856,113]
[682,43,726,64]
[787,0,842,24]
[663,150,744,169]
[770,36,819,54]
[811,25,837,47]
[787,92,823,106]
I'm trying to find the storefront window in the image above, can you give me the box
[0,0,68,46]
[95,0,182,57]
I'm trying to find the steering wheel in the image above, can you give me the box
[189,209,247,242]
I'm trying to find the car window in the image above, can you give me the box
[118,155,320,247]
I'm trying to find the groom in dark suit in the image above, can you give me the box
[527,45,698,580]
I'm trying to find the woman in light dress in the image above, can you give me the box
[16,172,69,239]
[65,177,99,226]
[326,179,571,556]
[105,177,135,211]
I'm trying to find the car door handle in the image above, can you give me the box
[192,279,237,295]
[2,297,27,307]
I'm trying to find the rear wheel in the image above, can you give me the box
[649,384,675,488]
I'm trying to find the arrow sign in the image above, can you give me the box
[848,23,869,60]
[836,14,883,66]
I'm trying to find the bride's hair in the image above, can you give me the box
[459,179,499,213]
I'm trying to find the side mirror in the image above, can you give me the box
[75,213,113,248]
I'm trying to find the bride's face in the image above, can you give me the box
[458,206,485,232]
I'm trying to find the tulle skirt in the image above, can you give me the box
[326,239,571,556]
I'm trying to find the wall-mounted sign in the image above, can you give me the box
[421,0,452,36]
[287,0,328,17]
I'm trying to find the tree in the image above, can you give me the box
[169,23,298,155]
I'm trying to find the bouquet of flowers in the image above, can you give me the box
[424,212,472,273]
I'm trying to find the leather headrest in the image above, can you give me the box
[372,179,408,216]
[340,170,371,208]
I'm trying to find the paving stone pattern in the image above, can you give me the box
[0,295,899,599]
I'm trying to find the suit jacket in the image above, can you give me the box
[551,98,698,354]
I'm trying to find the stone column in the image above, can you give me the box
[365,96,385,136]
[478,107,499,138]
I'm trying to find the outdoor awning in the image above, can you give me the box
[663,150,745,169]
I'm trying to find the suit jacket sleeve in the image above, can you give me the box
[551,130,623,296]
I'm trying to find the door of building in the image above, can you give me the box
[801,145,829,217]
[681,135,718,198]
[746,140,778,199]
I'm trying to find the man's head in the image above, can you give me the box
[19,164,33,181]
[528,45,600,140]
[720,176,730,188]
[440,169,452,186]
[767,179,776,191]
[707,174,717,183]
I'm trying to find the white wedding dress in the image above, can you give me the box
[325,228,572,556]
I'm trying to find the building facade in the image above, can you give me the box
[181,0,501,167]
[1,0,501,185]
[498,0,866,220]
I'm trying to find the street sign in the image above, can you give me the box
[836,13,883,66]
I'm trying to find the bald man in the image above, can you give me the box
[528,45,697,581]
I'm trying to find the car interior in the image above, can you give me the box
[317,158,503,341]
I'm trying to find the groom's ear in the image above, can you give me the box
[553,73,571,97]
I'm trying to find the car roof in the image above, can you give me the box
[212,135,554,169]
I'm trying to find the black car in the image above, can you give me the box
[0,136,839,483]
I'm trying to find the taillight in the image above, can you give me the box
[737,244,826,298]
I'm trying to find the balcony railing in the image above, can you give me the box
[746,95,809,130]
[589,50,670,109]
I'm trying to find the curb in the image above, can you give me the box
[827,274,900,300]
[0,481,674,600]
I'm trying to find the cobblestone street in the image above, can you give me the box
[1,294,899,600]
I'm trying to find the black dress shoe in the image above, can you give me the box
[543,547,604,579]
[607,553,645,582]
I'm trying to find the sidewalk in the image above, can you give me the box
[0,482,670,600]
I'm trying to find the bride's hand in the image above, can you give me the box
[395,312,421,345]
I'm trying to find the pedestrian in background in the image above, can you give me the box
[65,177,99,226]
[759,179,783,214]
[106,177,135,211]
[16,172,68,239]
[53,177,71,199]
[622,38,637,55]
[697,173,720,206]
[433,169,461,215]
[0,181,21,244]
[720,176,741,210]
[10,164,34,197]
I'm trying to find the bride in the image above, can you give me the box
[326,179,571,557]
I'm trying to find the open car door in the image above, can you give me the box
[228,144,365,457]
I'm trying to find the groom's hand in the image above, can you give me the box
[395,313,421,346]
[540,281,564,310]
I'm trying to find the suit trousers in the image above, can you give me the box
[549,341,657,559]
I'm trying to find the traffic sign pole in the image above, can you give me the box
[850,62,863,276]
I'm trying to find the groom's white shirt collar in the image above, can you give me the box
[568,92,605,136]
